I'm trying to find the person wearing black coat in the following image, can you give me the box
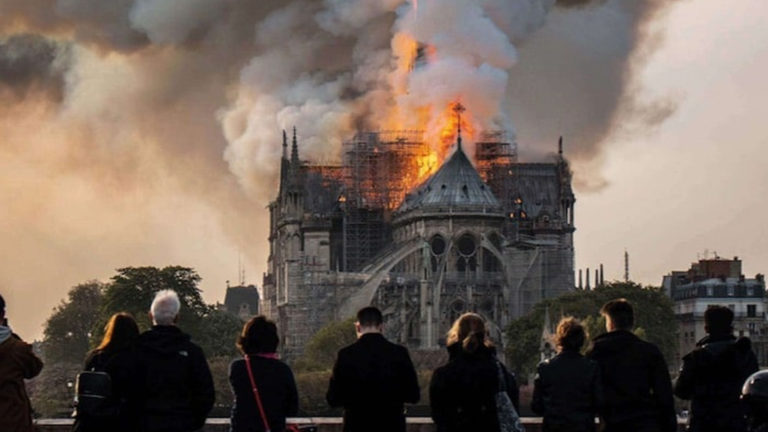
[327,307,420,432]
[430,313,519,432]
[73,313,141,432]
[532,317,602,432]
[137,290,215,432]
[586,299,676,432]
[674,306,759,432]
[229,316,298,432]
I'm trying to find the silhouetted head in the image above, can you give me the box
[601,298,634,331]
[555,316,586,352]
[705,305,734,336]
[150,290,180,325]
[0,293,5,320]
[355,306,383,337]
[446,312,493,354]
[237,316,279,355]
[96,313,139,352]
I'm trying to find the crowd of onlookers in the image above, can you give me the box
[1,290,767,432]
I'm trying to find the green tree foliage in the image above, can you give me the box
[505,281,677,381]
[195,307,243,358]
[28,361,81,418]
[41,282,104,364]
[207,355,237,417]
[99,266,207,334]
[294,370,333,415]
[94,266,239,357]
[293,317,356,372]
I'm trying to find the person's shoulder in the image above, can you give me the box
[229,358,246,375]
[337,339,359,356]
[185,340,207,358]
[636,337,663,354]
[7,334,35,353]
[274,359,295,376]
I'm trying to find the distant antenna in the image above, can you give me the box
[238,253,246,286]
[624,250,630,282]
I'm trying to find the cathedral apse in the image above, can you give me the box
[262,105,575,359]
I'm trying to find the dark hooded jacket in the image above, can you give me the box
[587,330,676,432]
[532,350,603,432]
[73,345,142,432]
[430,343,518,432]
[674,334,758,432]
[326,333,420,432]
[137,325,215,432]
[0,328,43,432]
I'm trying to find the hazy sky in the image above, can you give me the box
[574,0,768,285]
[1,0,766,339]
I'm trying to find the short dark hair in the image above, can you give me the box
[237,316,279,355]
[601,298,634,330]
[705,306,734,335]
[555,317,586,352]
[0,293,5,315]
[357,306,383,328]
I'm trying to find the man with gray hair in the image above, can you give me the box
[137,290,214,432]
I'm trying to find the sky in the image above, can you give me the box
[1,0,766,339]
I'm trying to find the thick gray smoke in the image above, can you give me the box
[0,34,70,101]
[0,0,674,338]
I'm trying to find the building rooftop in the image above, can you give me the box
[397,144,502,215]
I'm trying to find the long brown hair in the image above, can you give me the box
[446,313,493,354]
[95,312,139,353]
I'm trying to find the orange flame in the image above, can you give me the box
[436,102,474,160]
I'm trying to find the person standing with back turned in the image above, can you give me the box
[0,293,43,432]
[326,306,420,432]
[587,298,676,432]
[532,317,602,432]
[137,290,215,432]
[430,312,519,432]
[674,305,758,432]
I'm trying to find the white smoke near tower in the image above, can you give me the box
[219,0,570,196]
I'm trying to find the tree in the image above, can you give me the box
[95,266,208,340]
[293,317,356,372]
[505,281,677,381]
[195,306,243,358]
[42,281,104,364]
[27,361,81,418]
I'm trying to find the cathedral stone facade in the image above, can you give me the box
[262,129,575,359]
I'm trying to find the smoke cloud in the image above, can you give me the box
[0,34,70,101]
[0,0,675,338]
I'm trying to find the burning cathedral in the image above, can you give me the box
[262,108,575,359]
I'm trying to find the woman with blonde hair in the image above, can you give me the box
[73,312,141,432]
[532,317,602,432]
[430,313,519,432]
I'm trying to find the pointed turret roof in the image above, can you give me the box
[397,145,502,215]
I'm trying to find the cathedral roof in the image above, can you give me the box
[397,144,503,216]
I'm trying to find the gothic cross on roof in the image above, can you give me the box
[454,102,466,151]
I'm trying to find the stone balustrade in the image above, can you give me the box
[35,417,688,432]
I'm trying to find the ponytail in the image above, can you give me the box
[462,330,484,353]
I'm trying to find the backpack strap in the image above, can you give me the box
[244,355,271,432]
